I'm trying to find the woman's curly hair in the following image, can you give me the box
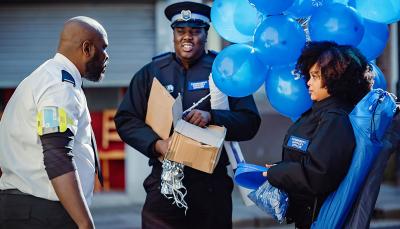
[295,41,373,105]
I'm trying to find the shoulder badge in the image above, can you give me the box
[61,70,75,87]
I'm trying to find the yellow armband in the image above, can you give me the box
[37,106,75,136]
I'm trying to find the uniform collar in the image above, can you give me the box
[312,96,342,112]
[173,51,207,69]
[53,53,82,88]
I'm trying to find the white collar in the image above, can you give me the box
[53,53,82,88]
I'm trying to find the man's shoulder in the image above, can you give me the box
[151,52,174,69]
[199,50,218,68]
[29,61,80,97]
[207,50,218,57]
[152,52,173,61]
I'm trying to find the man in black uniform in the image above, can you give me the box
[114,1,260,229]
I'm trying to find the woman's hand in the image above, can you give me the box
[262,163,276,177]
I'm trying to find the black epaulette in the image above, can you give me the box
[202,50,218,68]
[207,50,218,57]
[152,52,173,69]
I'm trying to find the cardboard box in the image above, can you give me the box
[145,78,174,140]
[145,77,227,173]
[165,119,226,174]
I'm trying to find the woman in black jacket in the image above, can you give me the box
[265,41,373,229]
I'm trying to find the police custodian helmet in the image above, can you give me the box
[164,1,211,30]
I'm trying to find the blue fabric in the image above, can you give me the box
[234,163,268,189]
[61,70,75,87]
[248,180,288,223]
[312,89,397,229]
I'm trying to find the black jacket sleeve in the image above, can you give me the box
[210,95,261,141]
[267,111,355,195]
[114,65,161,159]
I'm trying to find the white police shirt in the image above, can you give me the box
[0,53,95,205]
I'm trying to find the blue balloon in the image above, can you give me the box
[265,65,312,118]
[309,3,365,46]
[370,62,387,90]
[212,44,268,97]
[285,0,322,18]
[249,0,295,15]
[348,0,355,7]
[353,0,400,24]
[254,15,306,66]
[211,0,259,43]
[357,19,389,60]
[233,0,260,36]
[327,0,349,5]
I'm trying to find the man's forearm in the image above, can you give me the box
[51,171,94,229]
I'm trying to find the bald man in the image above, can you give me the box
[0,16,108,229]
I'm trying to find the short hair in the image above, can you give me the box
[295,41,373,105]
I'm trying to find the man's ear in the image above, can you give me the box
[82,40,93,57]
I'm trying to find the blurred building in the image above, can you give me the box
[0,0,399,206]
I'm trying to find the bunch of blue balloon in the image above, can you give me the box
[211,0,313,120]
[211,0,397,120]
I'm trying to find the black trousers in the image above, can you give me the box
[0,189,78,229]
[142,163,234,229]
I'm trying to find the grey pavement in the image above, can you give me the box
[91,184,400,229]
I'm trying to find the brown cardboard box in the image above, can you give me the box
[145,77,226,173]
[145,78,174,140]
[165,119,226,174]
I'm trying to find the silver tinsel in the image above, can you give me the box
[161,159,188,213]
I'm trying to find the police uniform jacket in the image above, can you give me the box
[0,53,95,205]
[115,51,261,178]
[267,96,355,228]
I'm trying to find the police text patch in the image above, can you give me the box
[188,80,209,91]
[287,136,309,152]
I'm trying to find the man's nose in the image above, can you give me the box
[183,32,193,40]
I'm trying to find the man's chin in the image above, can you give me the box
[83,73,104,82]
